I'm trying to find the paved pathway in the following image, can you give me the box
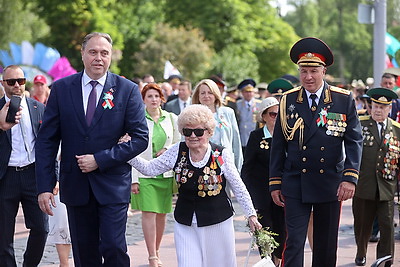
[13,199,400,266]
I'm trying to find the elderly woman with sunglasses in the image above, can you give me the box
[124,104,261,267]
[191,79,243,171]
[241,97,286,266]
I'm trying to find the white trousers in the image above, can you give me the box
[174,216,237,267]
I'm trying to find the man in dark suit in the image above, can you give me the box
[353,88,399,267]
[0,65,48,267]
[163,80,191,115]
[36,32,148,267]
[269,37,363,267]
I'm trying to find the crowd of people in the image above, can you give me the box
[0,32,399,267]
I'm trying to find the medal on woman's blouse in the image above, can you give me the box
[259,139,269,149]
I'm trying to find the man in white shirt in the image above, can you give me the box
[0,65,48,267]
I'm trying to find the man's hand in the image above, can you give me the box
[0,101,21,131]
[271,190,285,207]
[38,192,56,216]
[76,154,98,173]
[337,181,355,201]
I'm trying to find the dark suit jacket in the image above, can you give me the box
[270,83,363,203]
[0,97,44,179]
[389,99,400,121]
[163,98,181,115]
[36,71,148,206]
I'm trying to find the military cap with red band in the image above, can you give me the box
[290,37,334,67]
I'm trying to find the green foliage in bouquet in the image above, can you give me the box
[247,216,279,258]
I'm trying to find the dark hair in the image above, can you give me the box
[382,73,397,80]
[179,80,192,91]
[141,83,166,103]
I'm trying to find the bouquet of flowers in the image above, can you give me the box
[251,226,279,258]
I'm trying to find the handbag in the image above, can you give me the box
[244,236,276,267]
[252,257,275,267]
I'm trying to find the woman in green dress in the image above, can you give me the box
[131,83,181,266]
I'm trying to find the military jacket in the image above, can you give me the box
[236,98,262,146]
[269,82,363,203]
[355,116,400,201]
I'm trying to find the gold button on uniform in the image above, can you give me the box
[303,146,307,150]
[320,146,325,151]
[302,157,307,162]
[302,169,307,173]
[320,169,324,174]
[320,158,325,162]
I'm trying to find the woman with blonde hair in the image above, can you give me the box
[191,79,243,170]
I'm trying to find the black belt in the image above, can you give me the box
[8,163,35,172]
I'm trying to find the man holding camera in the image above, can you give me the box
[0,65,48,267]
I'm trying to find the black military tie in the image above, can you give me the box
[379,122,385,142]
[310,94,318,116]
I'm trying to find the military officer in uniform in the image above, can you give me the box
[269,37,363,267]
[236,78,262,152]
[353,88,399,266]
[267,78,294,101]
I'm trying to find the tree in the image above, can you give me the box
[34,0,123,73]
[114,0,167,78]
[164,0,299,83]
[0,0,49,51]
[133,23,215,83]
[285,0,372,83]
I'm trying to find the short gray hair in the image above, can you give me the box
[82,32,113,51]
[177,104,216,136]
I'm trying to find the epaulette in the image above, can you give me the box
[330,86,350,95]
[392,120,400,128]
[358,115,370,121]
[254,98,262,103]
[283,86,301,95]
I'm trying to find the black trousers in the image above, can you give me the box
[0,165,48,267]
[282,197,341,267]
[66,187,130,267]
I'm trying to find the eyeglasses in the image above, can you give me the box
[268,112,278,118]
[4,78,26,86]
[182,128,207,137]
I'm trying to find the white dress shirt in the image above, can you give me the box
[7,96,35,167]
[81,71,107,114]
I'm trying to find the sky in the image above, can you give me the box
[270,0,295,16]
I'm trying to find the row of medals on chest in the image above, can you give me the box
[174,151,223,197]
[363,127,400,180]
[288,111,347,137]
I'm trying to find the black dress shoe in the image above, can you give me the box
[355,256,366,266]
[369,234,380,242]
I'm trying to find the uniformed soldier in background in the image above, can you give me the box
[269,37,363,267]
[353,88,399,267]
[236,78,262,152]
[267,78,294,101]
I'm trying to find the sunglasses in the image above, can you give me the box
[4,78,26,86]
[268,112,278,118]
[182,128,207,137]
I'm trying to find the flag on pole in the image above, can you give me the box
[163,60,181,79]
[385,32,400,57]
